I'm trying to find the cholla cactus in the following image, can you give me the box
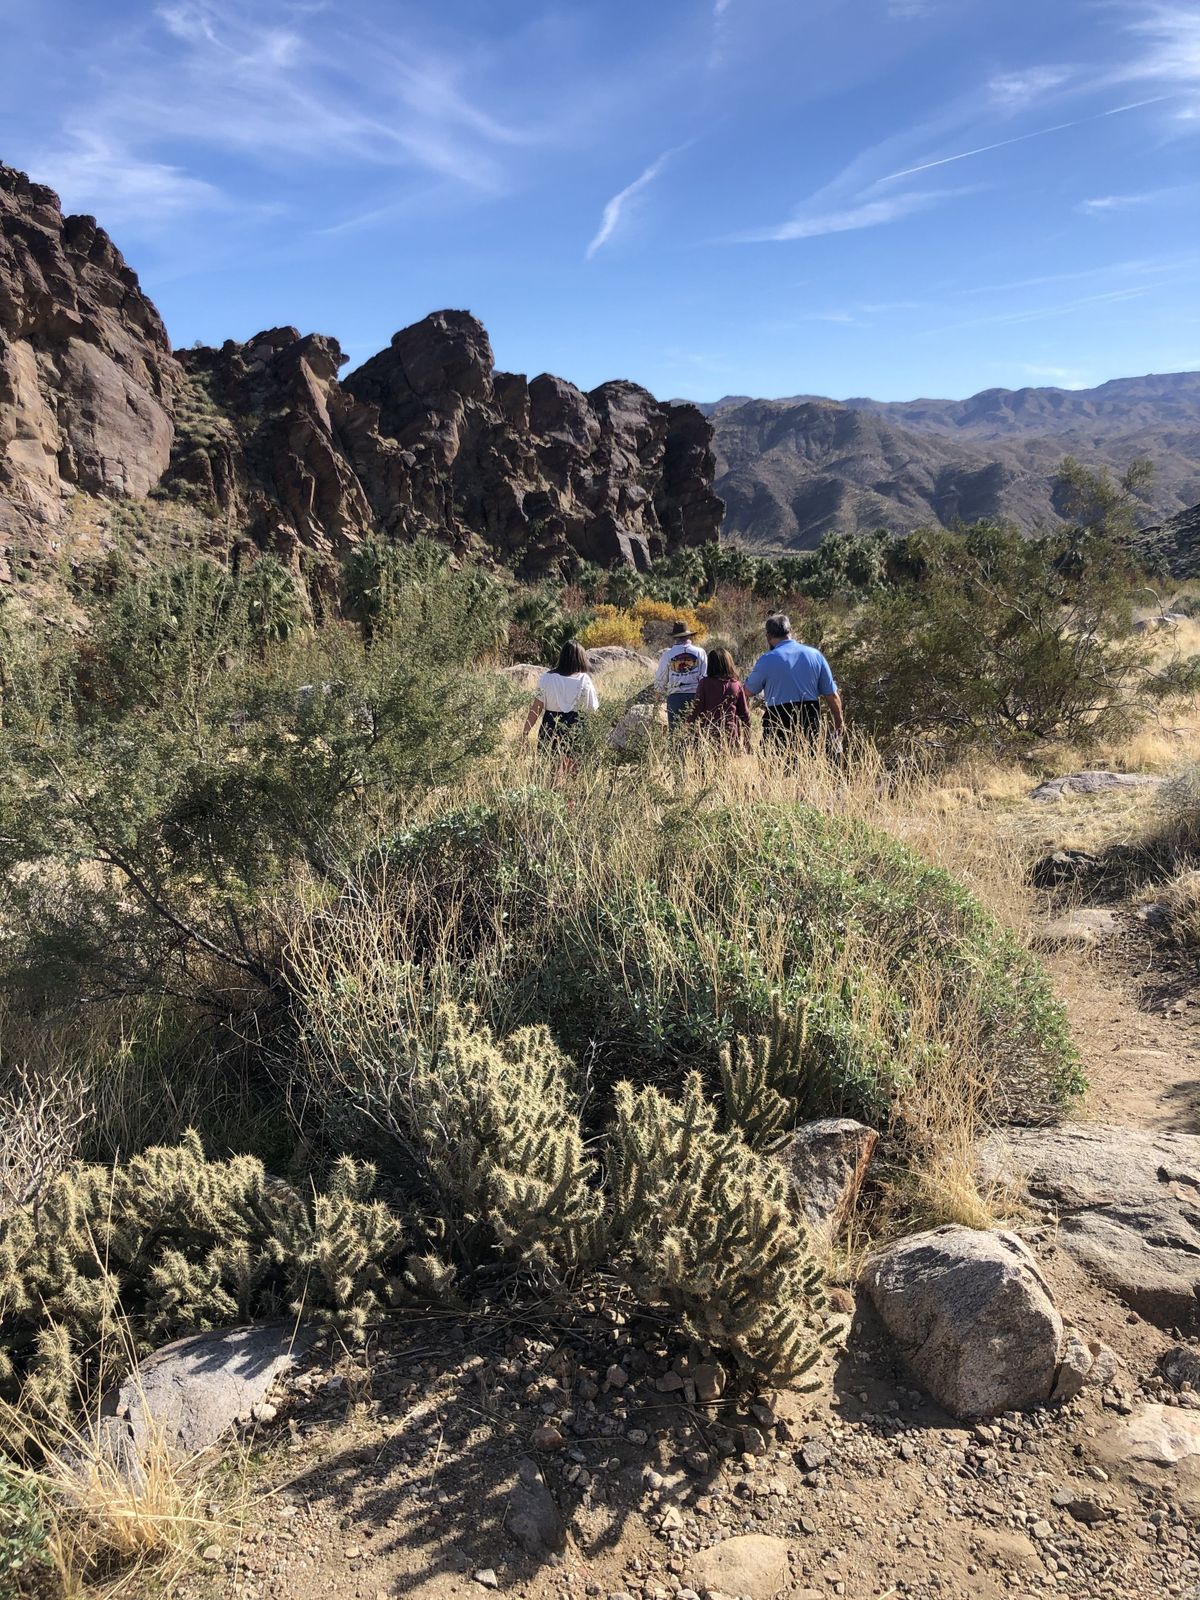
[718,1004,810,1153]
[401,1004,608,1273]
[611,1072,832,1387]
[0,1134,408,1450]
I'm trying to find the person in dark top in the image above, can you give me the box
[688,647,752,749]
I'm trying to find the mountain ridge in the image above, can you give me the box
[687,372,1200,553]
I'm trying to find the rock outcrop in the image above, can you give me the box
[0,166,723,584]
[0,163,181,560]
[980,1125,1200,1331]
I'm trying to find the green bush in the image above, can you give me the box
[359,788,1080,1123]
[0,555,512,1006]
[0,1462,50,1593]
[834,521,1149,753]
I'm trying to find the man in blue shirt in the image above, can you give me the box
[744,613,845,750]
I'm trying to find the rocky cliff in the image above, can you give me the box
[0,165,181,560]
[0,164,722,586]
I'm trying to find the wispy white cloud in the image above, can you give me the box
[27,0,544,226]
[31,128,228,222]
[586,150,676,259]
[887,0,933,17]
[736,188,951,242]
[1117,4,1200,122]
[987,66,1072,109]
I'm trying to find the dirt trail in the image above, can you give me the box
[1044,927,1200,1133]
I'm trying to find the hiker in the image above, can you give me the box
[653,620,708,729]
[688,647,752,749]
[524,639,599,752]
[744,613,845,750]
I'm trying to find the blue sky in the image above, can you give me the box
[2,0,1198,401]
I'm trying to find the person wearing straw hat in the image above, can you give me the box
[653,620,708,729]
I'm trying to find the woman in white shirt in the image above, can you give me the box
[524,640,600,752]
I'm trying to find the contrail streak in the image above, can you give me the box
[879,95,1172,183]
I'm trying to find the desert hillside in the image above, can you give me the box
[699,374,1200,553]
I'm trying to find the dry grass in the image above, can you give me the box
[0,1360,247,1599]
[1153,866,1200,947]
[42,1428,227,1597]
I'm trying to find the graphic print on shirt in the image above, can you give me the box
[668,650,701,683]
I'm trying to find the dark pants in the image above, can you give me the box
[666,692,695,730]
[539,708,579,751]
[762,699,821,748]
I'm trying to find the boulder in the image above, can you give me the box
[863,1226,1083,1418]
[1095,1402,1200,1514]
[1028,848,1101,888]
[498,663,543,693]
[980,1125,1200,1330]
[584,645,656,676]
[1033,908,1121,950]
[1096,1403,1200,1467]
[609,702,666,752]
[784,1119,878,1240]
[1030,771,1163,803]
[689,1534,791,1600]
[95,1323,317,1476]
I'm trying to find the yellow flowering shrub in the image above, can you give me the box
[576,606,646,649]
[631,598,708,641]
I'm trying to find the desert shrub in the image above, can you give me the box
[342,787,1080,1124]
[0,558,510,1006]
[0,1058,92,1216]
[1155,868,1200,948]
[630,597,708,642]
[0,1132,406,1451]
[835,522,1148,754]
[575,606,645,650]
[0,1461,50,1593]
[1153,764,1200,860]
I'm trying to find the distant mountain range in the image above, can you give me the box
[687,373,1200,554]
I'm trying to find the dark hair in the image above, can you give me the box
[554,639,589,676]
[706,647,737,679]
[765,612,792,640]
